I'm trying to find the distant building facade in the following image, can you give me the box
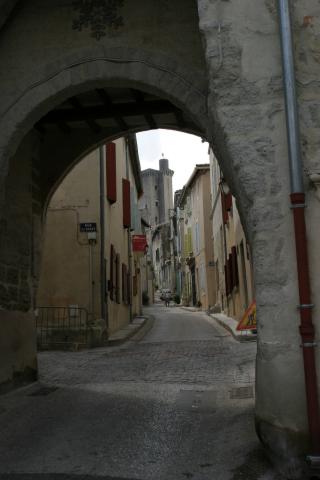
[178,164,215,310]
[139,158,175,292]
[139,158,174,226]
[209,151,254,320]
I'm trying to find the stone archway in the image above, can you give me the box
[0,0,319,474]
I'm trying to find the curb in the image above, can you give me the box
[179,306,202,313]
[208,313,257,343]
[107,315,152,346]
[131,315,155,342]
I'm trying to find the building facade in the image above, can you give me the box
[139,157,175,292]
[139,158,174,226]
[37,136,145,347]
[178,165,215,311]
[209,151,254,320]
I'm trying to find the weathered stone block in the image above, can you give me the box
[0,283,9,307]
[6,267,19,285]
[0,264,5,282]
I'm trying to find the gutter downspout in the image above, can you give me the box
[125,137,133,323]
[99,146,107,327]
[278,0,320,459]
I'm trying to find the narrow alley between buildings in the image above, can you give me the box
[0,303,280,480]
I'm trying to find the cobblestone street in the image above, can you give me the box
[0,305,280,480]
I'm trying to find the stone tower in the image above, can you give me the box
[139,158,174,227]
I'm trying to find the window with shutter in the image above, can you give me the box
[224,264,229,296]
[228,253,233,291]
[225,192,233,211]
[122,263,127,303]
[127,272,131,305]
[221,192,229,224]
[122,178,131,228]
[106,142,117,204]
[109,244,115,300]
[116,254,120,304]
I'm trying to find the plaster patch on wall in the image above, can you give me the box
[72,0,124,40]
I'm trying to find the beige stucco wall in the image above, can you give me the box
[105,140,130,335]
[180,168,215,311]
[37,138,143,338]
[210,151,254,320]
[38,150,100,318]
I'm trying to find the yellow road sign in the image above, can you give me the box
[237,301,257,331]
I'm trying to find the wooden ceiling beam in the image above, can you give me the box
[40,99,177,124]
[130,89,157,129]
[68,97,101,133]
[95,88,129,131]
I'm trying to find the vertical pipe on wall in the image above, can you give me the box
[125,137,133,323]
[99,146,107,324]
[88,241,93,316]
[278,0,320,457]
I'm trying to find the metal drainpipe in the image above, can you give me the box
[278,0,320,460]
[125,137,133,323]
[99,146,107,326]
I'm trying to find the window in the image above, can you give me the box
[155,200,159,206]
[115,253,120,303]
[106,142,117,204]
[155,216,158,224]
[122,263,129,304]
[109,244,116,301]
[122,179,131,228]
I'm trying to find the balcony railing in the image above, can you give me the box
[35,306,89,350]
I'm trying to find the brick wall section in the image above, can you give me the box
[0,131,42,312]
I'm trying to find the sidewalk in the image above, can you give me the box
[179,306,256,342]
[207,312,257,342]
[108,315,152,345]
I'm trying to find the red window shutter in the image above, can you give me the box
[224,264,229,296]
[122,263,127,303]
[116,254,120,304]
[225,192,232,211]
[228,253,233,291]
[221,192,229,224]
[109,244,114,300]
[122,179,131,228]
[106,142,117,204]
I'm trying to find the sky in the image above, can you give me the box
[136,129,210,193]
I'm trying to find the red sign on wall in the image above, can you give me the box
[132,235,148,252]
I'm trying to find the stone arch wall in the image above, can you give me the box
[0,46,212,392]
[0,0,319,473]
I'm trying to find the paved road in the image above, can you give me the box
[0,304,280,480]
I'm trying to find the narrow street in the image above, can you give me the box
[0,305,280,480]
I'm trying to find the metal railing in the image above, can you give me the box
[35,306,89,350]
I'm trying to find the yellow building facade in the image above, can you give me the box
[178,165,215,311]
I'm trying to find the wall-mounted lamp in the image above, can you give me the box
[308,172,320,202]
[219,178,230,196]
